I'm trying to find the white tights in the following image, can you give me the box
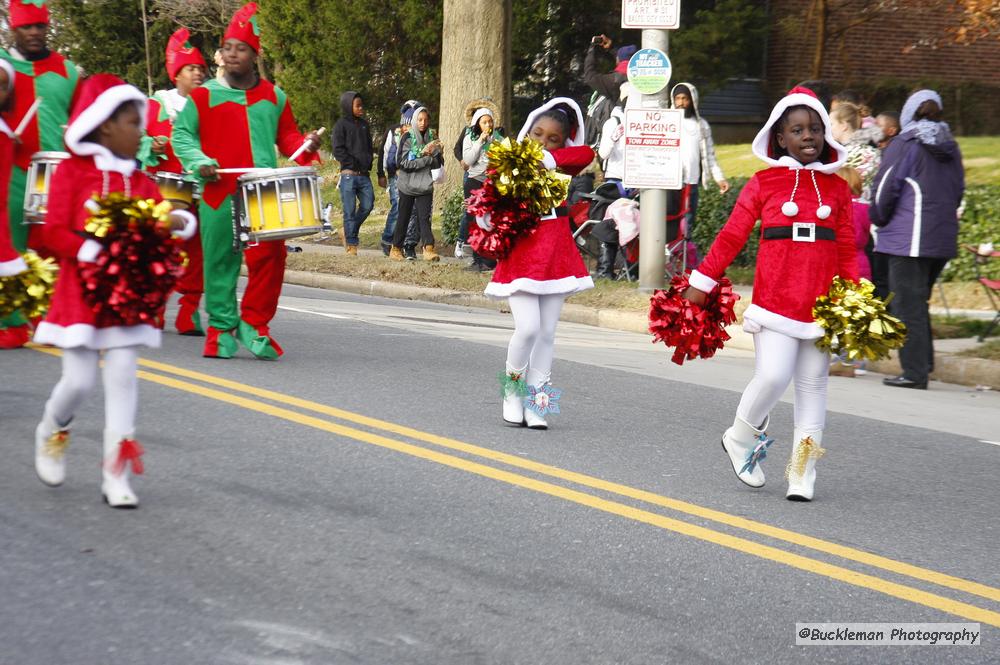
[505,293,566,386]
[44,347,139,435]
[736,328,829,433]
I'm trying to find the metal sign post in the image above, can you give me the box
[622,0,680,292]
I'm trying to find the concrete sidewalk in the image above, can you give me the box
[279,240,999,389]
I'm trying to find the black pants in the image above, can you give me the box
[394,192,434,248]
[888,255,946,382]
[870,248,891,300]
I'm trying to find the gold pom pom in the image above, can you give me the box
[0,251,58,320]
[487,137,569,214]
[813,277,907,361]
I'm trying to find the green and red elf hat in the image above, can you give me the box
[165,28,207,83]
[9,0,49,28]
[224,2,261,53]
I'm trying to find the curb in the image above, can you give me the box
[278,269,997,389]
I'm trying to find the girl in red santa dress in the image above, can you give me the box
[0,60,28,280]
[479,98,594,429]
[684,87,858,501]
[31,74,196,508]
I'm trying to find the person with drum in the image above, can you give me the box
[138,28,208,337]
[0,0,80,349]
[172,2,321,360]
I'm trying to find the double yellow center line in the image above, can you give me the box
[32,347,1000,628]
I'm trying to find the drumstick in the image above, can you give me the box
[13,97,43,138]
[213,167,268,174]
[289,126,326,163]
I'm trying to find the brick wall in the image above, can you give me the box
[765,0,1000,133]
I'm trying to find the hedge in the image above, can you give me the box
[692,181,1000,282]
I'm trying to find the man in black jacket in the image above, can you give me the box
[584,36,634,104]
[332,91,375,255]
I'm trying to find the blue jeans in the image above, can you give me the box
[339,174,374,246]
[381,176,399,245]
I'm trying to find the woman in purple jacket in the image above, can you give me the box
[869,90,965,389]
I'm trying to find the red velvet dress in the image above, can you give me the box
[32,154,166,349]
[693,165,859,338]
[485,145,595,299]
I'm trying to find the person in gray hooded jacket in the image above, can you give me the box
[670,82,729,239]
[389,106,444,262]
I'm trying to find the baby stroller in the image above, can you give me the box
[570,181,639,280]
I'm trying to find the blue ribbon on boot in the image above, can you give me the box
[740,433,773,475]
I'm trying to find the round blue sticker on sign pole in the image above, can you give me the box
[626,48,672,95]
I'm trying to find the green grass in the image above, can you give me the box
[714,137,999,186]
[931,315,1000,340]
[957,339,1000,361]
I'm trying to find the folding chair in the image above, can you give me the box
[965,244,1000,341]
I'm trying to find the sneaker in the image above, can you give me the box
[403,245,417,261]
[454,242,466,258]
[380,241,391,257]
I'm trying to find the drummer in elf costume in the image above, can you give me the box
[138,28,208,336]
[0,0,79,348]
[172,2,321,359]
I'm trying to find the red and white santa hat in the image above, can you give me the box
[751,86,846,175]
[165,28,207,83]
[517,97,586,147]
[224,2,260,53]
[9,0,49,28]
[63,74,147,157]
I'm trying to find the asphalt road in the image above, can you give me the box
[1,282,998,664]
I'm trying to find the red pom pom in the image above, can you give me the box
[648,273,740,365]
[78,200,186,328]
[464,177,542,260]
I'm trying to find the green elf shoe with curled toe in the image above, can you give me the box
[203,326,239,359]
[237,320,282,360]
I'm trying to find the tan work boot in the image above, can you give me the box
[423,245,440,262]
[388,246,404,261]
[345,245,358,256]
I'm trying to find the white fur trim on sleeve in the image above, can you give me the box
[689,269,718,293]
[0,256,27,276]
[77,239,103,263]
[541,150,557,170]
[169,209,197,240]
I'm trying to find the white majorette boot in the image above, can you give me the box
[523,372,561,430]
[35,412,71,487]
[785,429,826,502]
[101,430,144,509]
[721,415,773,488]
[500,363,528,426]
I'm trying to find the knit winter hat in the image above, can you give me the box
[165,28,207,83]
[64,73,147,157]
[399,99,421,124]
[9,0,49,28]
[469,107,494,128]
[751,86,846,175]
[616,45,637,62]
[517,97,585,147]
[224,2,260,53]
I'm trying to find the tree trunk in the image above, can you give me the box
[437,0,512,205]
[811,0,827,79]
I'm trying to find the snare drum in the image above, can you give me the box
[154,172,200,209]
[236,166,323,244]
[23,151,69,224]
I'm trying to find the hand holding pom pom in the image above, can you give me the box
[649,274,740,365]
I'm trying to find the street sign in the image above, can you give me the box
[626,48,672,96]
[622,0,681,30]
[623,108,683,190]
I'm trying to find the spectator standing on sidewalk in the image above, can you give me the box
[462,107,504,272]
[870,90,965,390]
[670,83,730,236]
[389,105,444,262]
[377,99,421,256]
[332,91,375,256]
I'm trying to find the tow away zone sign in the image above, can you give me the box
[623,108,683,190]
